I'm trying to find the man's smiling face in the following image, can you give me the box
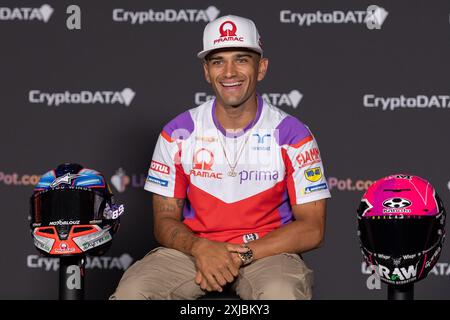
[203,48,268,108]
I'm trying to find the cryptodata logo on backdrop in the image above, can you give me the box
[280,5,388,29]
[27,253,134,271]
[29,88,136,107]
[364,94,450,111]
[113,6,220,24]
[194,90,303,109]
[0,4,53,23]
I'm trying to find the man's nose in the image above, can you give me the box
[223,61,237,78]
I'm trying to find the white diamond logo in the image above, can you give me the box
[205,6,220,21]
[119,254,133,270]
[288,90,303,109]
[366,5,388,29]
[40,4,54,23]
[121,88,135,107]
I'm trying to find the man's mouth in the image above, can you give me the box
[220,81,243,88]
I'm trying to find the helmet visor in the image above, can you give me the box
[31,188,106,225]
[358,217,441,256]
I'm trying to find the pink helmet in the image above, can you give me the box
[357,174,446,285]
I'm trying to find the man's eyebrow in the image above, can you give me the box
[235,53,252,58]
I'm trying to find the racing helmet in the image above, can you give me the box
[357,174,446,285]
[29,163,124,257]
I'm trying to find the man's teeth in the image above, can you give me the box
[222,82,242,87]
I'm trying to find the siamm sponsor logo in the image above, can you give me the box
[364,94,450,111]
[29,88,136,107]
[280,5,388,29]
[0,4,53,23]
[327,177,374,191]
[194,90,303,109]
[296,147,321,169]
[0,171,41,186]
[113,6,219,25]
[27,253,134,271]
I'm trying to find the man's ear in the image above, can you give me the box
[257,58,269,82]
[203,61,211,84]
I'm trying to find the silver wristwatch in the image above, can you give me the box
[238,245,254,266]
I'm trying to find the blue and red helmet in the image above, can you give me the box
[30,163,124,257]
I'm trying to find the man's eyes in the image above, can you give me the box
[210,58,248,65]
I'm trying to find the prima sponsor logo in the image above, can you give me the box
[29,88,136,107]
[0,4,53,23]
[364,94,450,111]
[27,253,134,271]
[239,170,279,184]
[113,6,219,25]
[280,5,388,28]
[194,90,303,108]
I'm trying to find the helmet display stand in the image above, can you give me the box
[387,284,414,300]
[59,256,85,300]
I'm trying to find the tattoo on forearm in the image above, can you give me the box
[153,196,185,214]
[176,198,185,209]
[168,227,180,247]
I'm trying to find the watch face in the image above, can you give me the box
[240,249,253,264]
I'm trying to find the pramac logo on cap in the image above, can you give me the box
[214,20,244,45]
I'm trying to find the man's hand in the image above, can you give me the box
[192,239,248,292]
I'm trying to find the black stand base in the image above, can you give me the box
[387,283,414,300]
[59,256,85,300]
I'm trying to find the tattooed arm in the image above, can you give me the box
[152,193,248,292]
[152,193,199,255]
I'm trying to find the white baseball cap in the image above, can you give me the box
[197,15,263,59]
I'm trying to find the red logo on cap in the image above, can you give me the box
[219,21,237,37]
[214,20,244,45]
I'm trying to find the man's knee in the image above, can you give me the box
[256,276,313,300]
[109,277,162,300]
